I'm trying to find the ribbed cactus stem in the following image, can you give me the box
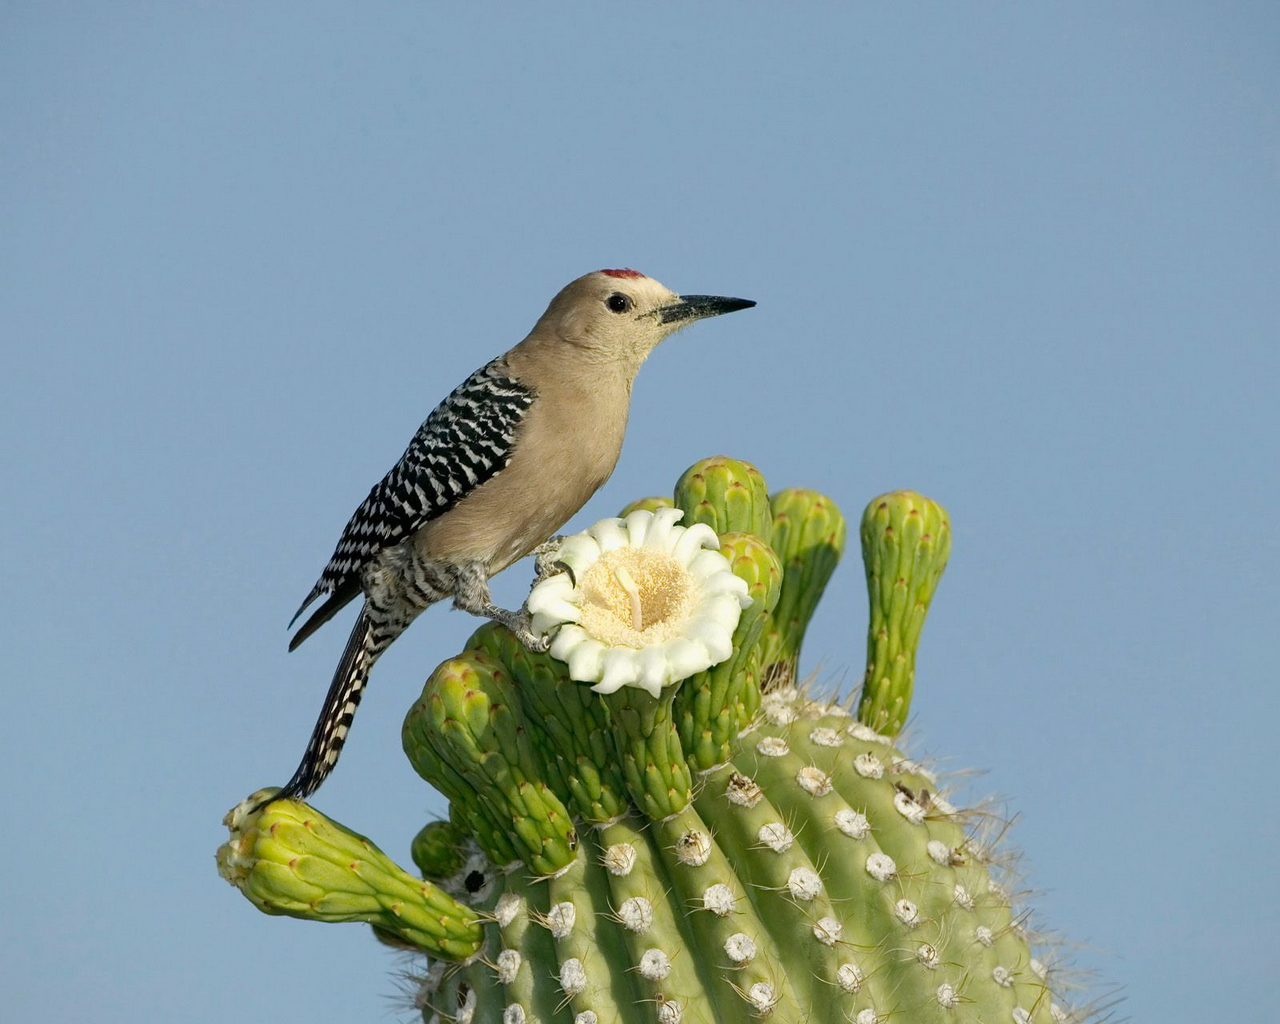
[690,762,841,1010]
[856,491,951,735]
[536,847,628,1019]
[676,531,782,771]
[602,684,693,821]
[673,455,773,541]
[489,869,562,1023]
[647,803,802,1019]
[592,816,717,1021]
[468,623,628,824]
[221,456,1083,1024]
[758,489,847,689]
[216,793,483,959]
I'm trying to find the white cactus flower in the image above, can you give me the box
[525,507,751,697]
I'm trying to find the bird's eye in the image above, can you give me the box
[606,293,633,314]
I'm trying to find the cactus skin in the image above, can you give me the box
[856,490,951,736]
[221,457,1088,1024]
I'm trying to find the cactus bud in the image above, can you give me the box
[618,495,674,516]
[676,531,783,770]
[409,820,468,880]
[673,455,773,541]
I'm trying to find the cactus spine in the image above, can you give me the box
[219,456,1087,1024]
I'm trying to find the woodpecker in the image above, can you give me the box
[276,268,755,801]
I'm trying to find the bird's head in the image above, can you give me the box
[532,269,755,374]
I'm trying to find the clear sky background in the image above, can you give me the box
[2,4,1276,1022]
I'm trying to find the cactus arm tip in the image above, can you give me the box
[855,490,951,735]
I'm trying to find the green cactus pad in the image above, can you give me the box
[856,490,951,735]
[216,791,482,959]
[758,488,847,689]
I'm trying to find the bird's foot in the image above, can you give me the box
[450,564,553,651]
[532,535,569,582]
[514,624,552,654]
[481,603,551,653]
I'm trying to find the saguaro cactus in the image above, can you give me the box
[220,456,1092,1024]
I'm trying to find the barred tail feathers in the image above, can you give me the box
[276,610,382,802]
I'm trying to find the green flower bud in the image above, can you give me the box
[676,531,783,771]
[673,455,773,541]
[617,495,674,517]
[410,820,467,881]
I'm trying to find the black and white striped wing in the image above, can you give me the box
[290,359,536,629]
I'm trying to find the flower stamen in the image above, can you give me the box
[613,565,644,632]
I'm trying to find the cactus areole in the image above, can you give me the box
[219,456,1092,1024]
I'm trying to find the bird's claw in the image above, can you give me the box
[503,608,552,653]
[532,536,568,582]
[517,629,552,654]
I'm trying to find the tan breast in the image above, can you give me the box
[415,375,631,575]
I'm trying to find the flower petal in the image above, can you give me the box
[594,649,640,694]
[566,638,606,683]
[530,609,562,636]
[549,624,590,661]
[622,510,654,548]
[671,525,706,564]
[588,518,629,553]
[557,535,602,574]
[697,593,747,632]
[677,522,720,558]
[528,571,575,604]
[683,616,735,664]
[663,637,713,679]
[697,571,751,601]
[526,574,581,623]
[644,507,688,554]
[636,646,670,697]
[688,549,734,580]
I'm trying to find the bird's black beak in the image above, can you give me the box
[656,294,756,325]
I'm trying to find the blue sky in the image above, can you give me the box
[2,4,1276,1021]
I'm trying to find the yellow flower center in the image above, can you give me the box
[578,548,696,648]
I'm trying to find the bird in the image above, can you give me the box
[275,268,756,802]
